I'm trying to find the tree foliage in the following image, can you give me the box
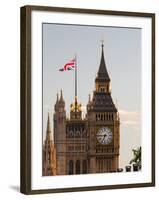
[129,146,141,165]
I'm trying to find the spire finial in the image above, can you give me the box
[46,112,52,140]
[101,39,104,48]
[60,89,63,101]
[47,112,51,131]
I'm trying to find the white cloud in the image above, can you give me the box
[119,109,141,126]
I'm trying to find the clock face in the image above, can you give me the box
[97,127,113,145]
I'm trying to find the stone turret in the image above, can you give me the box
[43,113,56,176]
[53,90,66,175]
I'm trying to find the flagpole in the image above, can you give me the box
[74,54,77,173]
[75,54,77,119]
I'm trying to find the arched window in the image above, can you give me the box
[76,160,80,174]
[101,114,103,121]
[101,88,105,92]
[69,160,73,175]
[82,160,87,174]
[98,114,100,121]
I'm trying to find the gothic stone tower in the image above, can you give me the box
[66,98,88,175]
[54,91,88,175]
[53,90,67,175]
[86,43,120,173]
[43,113,56,176]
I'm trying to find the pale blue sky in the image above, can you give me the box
[42,23,141,168]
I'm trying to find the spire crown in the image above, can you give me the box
[96,42,110,81]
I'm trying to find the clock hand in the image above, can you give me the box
[102,134,107,143]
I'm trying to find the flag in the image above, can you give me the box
[59,58,76,72]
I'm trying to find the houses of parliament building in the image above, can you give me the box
[42,43,120,176]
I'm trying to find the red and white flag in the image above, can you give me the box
[59,58,76,72]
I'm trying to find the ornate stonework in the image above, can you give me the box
[43,44,120,176]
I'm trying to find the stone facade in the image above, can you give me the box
[43,44,120,176]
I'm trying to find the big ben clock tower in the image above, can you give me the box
[87,42,120,173]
